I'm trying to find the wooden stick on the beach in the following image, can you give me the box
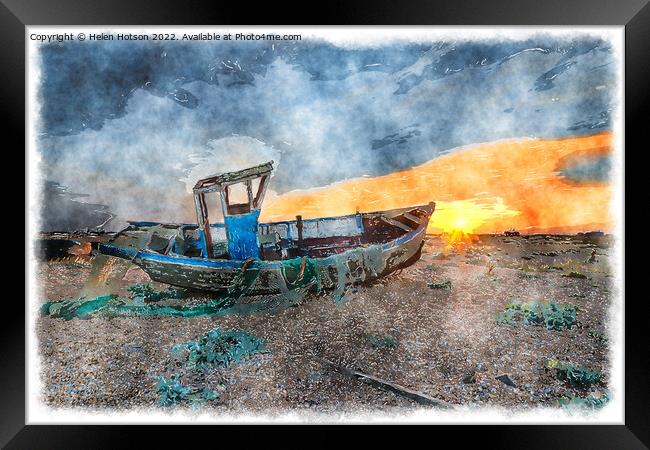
[322,359,452,409]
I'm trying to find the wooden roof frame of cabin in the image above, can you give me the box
[192,161,274,194]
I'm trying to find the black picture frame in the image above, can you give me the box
[6,0,642,447]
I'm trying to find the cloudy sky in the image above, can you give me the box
[34,30,618,231]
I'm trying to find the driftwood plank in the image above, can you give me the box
[322,359,452,409]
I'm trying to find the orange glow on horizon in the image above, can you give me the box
[260,132,614,235]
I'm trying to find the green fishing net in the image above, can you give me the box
[41,256,324,320]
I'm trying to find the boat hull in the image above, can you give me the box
[99,203,434,295]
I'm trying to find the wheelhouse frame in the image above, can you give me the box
[192,161,273,258]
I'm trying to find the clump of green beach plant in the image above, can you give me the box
[171,327,265,371]
[156,374,218,407]
[562,271,587,279]
[427,280,452,289]
[588,330,608,344]
[496,301,577,330]
[559,392,610,411]
[367,335,399,349]
[545,359,601,387]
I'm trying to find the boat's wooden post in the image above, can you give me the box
[296,215,303,243]
[202,216,214,259]
[246,179,254,209]
[194,191,213,259]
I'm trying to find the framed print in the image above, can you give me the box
[4,0,645,447]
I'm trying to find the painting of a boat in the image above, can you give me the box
[99,161,435,295]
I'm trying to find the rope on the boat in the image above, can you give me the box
[280,255,322,292]
[226,257,257,295]
[282,256,307,287]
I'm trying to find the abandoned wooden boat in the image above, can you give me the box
[99,161,435,295]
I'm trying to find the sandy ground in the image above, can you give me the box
[35,233,616,416]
